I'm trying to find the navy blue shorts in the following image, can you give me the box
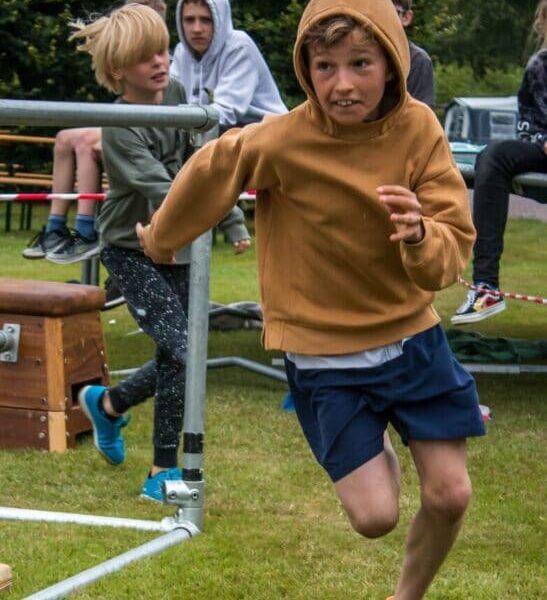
[285,325,486,482]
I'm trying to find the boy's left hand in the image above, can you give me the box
[377,185,425,244]
[233,238,252,255]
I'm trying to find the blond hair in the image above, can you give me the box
[533,0,547,47]
[70,4,169,94]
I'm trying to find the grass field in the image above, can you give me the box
[0,205,545,599]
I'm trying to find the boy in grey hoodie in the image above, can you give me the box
[170,0,287,131]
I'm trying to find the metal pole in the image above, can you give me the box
[0,99,218,131]
[178,128,217,531]
[23,528,197,600]
[207,357,288,382]
[0,507,186,533]
[111,356,288,383]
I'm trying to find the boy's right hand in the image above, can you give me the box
[136,222,175,264]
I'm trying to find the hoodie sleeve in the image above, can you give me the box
[399,135,476,291]
[211,43,260,127]
[102,127,173,211]
[218,205,250,243]
[169,44,183,82]
[141,126,273,263]
[517,51,547,149]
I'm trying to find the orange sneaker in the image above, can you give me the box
[385,597,395,600]
[0,564,12,592]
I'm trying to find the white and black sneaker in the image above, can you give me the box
[46,231,100,264]
[451,282,506,325]
[22,226,71,259]
[102,277,126,311]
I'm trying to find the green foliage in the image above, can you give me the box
[232,0,306,108]
[435,63,523,105]
[411,0,538,75]
[0,0,114,103]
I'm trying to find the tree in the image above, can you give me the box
[0,0,114,102]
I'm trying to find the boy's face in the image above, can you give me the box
[182,2,214,58]
[113,50,170,103]
[309,30,392,127]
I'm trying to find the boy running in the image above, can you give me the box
[138,0,485,597]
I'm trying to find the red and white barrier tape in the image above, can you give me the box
[459,278,547,305]
[0,193,106,202]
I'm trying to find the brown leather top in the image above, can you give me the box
[0,279,105,316]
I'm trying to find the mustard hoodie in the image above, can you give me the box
[142,0,475,355]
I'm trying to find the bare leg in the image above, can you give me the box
[50,128,101,217]
[394,440,472,600]
[73,127,102,216]
[334,435,400,539]
[50,128,78,216]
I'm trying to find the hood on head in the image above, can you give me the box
[293,0,410,121]
[175,0,233,62]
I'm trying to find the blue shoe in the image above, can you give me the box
[79,385,129,465]
[140,468,182,503]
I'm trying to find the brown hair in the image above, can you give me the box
[302,14,375,50]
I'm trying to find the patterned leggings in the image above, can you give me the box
[101,245,189,468]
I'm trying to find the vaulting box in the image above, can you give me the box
[0,278,109,451]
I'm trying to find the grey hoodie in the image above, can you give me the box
[170,0,287,129]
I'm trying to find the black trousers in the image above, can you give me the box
[101,245,189,468]
[472,139,547,287]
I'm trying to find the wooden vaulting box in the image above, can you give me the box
[0,278,109,451]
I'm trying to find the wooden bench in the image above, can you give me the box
[0,133,56,231]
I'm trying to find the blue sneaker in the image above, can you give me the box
[140,468,182,503]
[79,385,129,465]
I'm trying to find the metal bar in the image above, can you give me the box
[0,100,218,131]
[184,233,212,438]
[0,507,180,532]
[207,357,288,382]
[462,363,547,374]
[23,528,197,600]
[111,356,288,383]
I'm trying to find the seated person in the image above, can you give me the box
[22,127,102,264]
[452,0,547,324]
[392,0,435,106]
[21,0,168,266]
[170,0,287,131]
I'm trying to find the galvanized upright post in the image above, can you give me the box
[178,127,218,531]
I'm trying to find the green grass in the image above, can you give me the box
[0,205,546,599]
